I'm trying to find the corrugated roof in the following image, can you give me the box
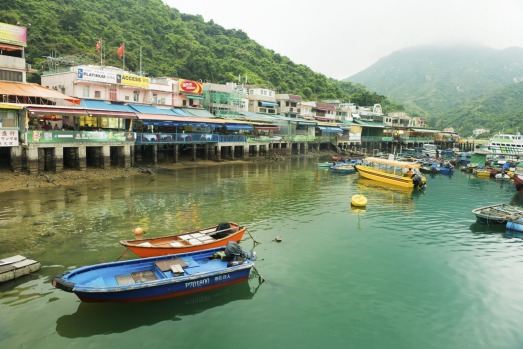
[129,104,177,115]
[181,108,216,118]
[81,100,135,112]
[0,81,80,104]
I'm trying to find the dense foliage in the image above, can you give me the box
[0,0,404,112]
[347,44,523,135]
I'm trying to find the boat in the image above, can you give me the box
[354,157,426,189]
[351,194,367,207]
[52,243,257,303]
[473,168,491,178]
[514,174,523,191]
[476,133,523,156]
[120,222,246,258]
[471,203,523,225]
[329,164,356,174]
[507,218,523,232]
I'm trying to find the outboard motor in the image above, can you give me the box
[412,174,424,189]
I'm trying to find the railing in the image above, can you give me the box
[23,130,136,144]
[135,132,246,144]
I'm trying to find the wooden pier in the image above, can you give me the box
[0,255,41,282]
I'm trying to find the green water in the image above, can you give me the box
[1,158,522,349]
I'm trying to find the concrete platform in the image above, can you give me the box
[0,255,41,282]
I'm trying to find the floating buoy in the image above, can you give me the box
[274,236,282,242]
[351,194,367,207]
[134,227,144,235]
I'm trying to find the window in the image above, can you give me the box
[133,91,140,102]
[82,86,90,98]
[94,91,101,98]
[153,93,158,104]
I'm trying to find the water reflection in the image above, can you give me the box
[55,278,261,338]
[355,178,416,211]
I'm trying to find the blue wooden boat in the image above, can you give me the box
[329,164,356,174]
[52,246,255,302]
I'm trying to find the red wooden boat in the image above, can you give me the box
[514,174,523,192]
[120,222,246,258]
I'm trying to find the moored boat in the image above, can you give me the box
[354,157,426,189]
[329,164,356,174]
[476,133,523,156]
[471,203,523,225]
[120,222,245,258]
[52,243,257,303]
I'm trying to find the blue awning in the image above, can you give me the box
[224,124,254,131]
[80,99,135,112]
[130,104,177,115]
[319,126,343,133]
[260,101,278,107]
[143,120,219,128]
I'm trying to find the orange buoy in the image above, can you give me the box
[134,227,144,235]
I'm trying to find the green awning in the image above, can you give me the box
[187,95,204,100]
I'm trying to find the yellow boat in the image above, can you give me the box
[473,169,491,178]
[355,157,426,188]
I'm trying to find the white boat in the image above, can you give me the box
[477,133,523,156]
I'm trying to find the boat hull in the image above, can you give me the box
[52,247,254,303]
[355,165,415,188]
[120,223,246,258]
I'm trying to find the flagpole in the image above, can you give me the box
[123,43,125,71]
[100,38,103,66]
[139,46,142,76]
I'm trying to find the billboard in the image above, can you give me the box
[178,79,203,94]
[0,23,26,47]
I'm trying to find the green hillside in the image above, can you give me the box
[0,0,404,112]
[347,44,523,134]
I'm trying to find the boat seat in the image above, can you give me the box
[131,270,157,283]
[170,241,184,247]
[154,257,188,272]
[115,274,135,285]
[170,264,184,276]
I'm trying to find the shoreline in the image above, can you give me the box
[0,153,330,194]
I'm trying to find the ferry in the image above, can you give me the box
[477,133,523,156]
[355,157,426,189]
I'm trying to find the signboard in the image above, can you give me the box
[28,131,135,143]
[117,74,149,88]
[0,130,19,147]
[178,79,203,94]
[76,68,150,88]
[0,23,26,47]
[77,67,117,84]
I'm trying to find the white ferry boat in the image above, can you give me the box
[479,133,523,156]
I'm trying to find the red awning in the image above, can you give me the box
[0,81,80,104]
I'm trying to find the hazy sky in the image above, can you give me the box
[165,0,523,80]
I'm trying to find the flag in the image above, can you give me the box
[95,39,101,52]
[117,42,125,58]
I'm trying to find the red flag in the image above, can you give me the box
[117,42,125,58]
[95,39,101,52]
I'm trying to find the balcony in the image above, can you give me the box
[0,55,26,70]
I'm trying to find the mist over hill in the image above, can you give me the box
[346,44,523,135]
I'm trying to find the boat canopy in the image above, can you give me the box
[364,157,421,169]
